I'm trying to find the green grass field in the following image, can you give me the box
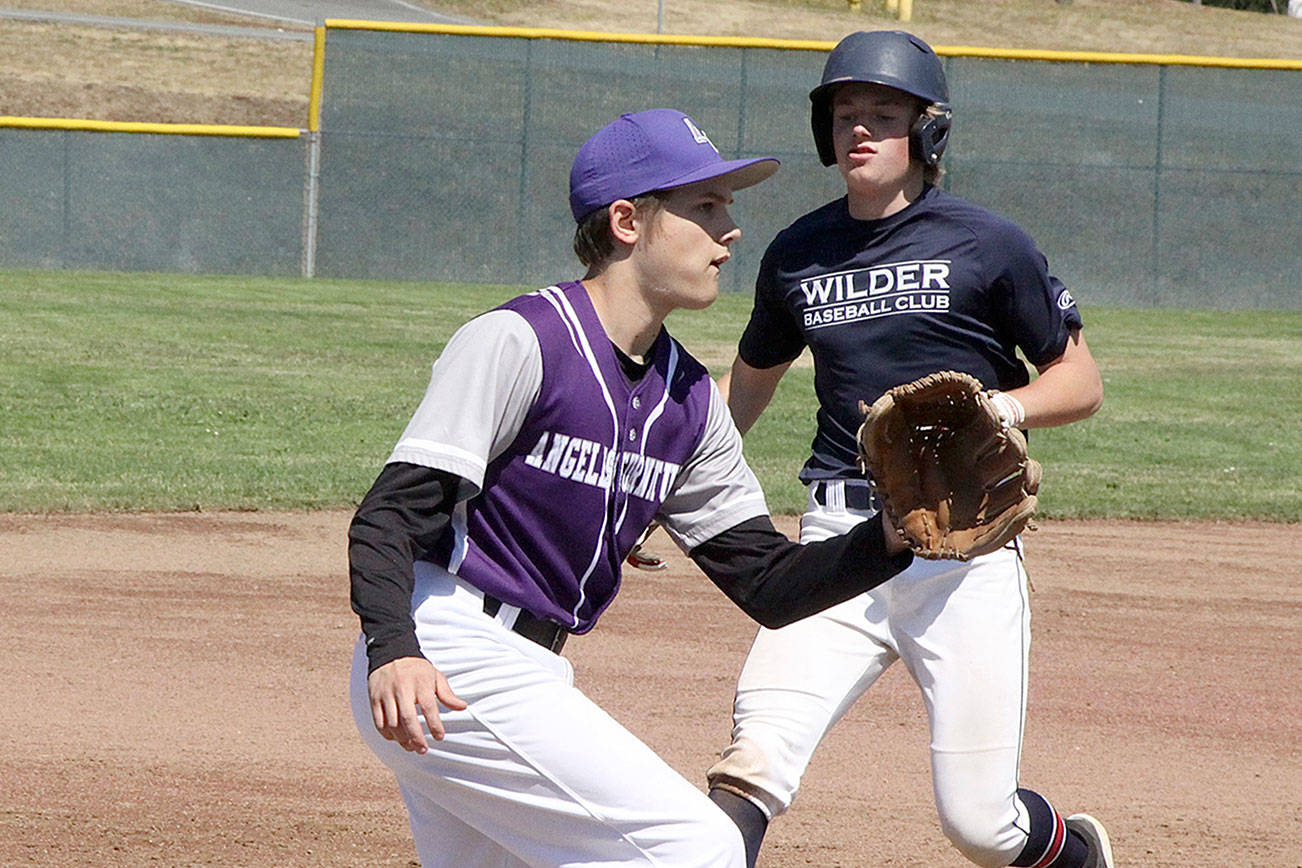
[2,269,1298,519]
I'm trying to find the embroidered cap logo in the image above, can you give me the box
[682,117,718,152]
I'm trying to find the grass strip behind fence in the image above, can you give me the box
[2,269,1298,520]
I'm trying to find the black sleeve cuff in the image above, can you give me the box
[689,515,912,628]
[362,628,427,675]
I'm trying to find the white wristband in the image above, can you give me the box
[990,391,1026,428]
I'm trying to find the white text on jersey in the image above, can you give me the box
[523,432,680,501]
[800,260,951,329]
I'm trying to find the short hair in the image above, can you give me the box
[572,194,665,269]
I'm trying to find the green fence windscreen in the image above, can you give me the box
[0,129,306,276]
[1,29,1297,310]
[313,29,1301,308]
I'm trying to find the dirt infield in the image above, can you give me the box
[2,511,1298,867]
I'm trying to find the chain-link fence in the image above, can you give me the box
[2,26,1298,309]
[0,126,306,275]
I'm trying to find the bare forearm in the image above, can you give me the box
[1007,330,1103,428]
[718,356,791,435]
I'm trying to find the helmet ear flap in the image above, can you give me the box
[811,94,837,167]
[911,104,952,167]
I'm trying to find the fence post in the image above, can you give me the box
[301,131,321,279]
[301,22,326,279]
[1150,64,1167,306]
[61,130,72,267]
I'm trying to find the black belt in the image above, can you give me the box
[812,480,879,511]
[483,594,569,654]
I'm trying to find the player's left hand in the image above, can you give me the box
[858,370,1041,561]
[367,656,468,754]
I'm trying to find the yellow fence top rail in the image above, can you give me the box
[938,44,1302,70]
[322,20,1302,70]
[0,117,302,137]
[323,20,834,50]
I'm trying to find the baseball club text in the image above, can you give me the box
[801,259,951,328]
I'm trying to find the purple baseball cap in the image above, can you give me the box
[569,109,780,221]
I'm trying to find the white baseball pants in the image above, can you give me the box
[709,483,1037,866]
[350,563,745,868]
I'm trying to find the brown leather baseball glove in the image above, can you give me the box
[857,370,1042,561]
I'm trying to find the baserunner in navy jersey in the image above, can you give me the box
[347,108,916,867]
[704,32,1116,868]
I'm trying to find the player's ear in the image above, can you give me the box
[607,199,640,245]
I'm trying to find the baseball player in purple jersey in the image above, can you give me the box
[703,32,1116,868]
[347,108,918,866]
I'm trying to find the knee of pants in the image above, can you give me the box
[685,806,748,868]
[623,801,746,868]
[936,797,1023,868]
[706,735,799,819]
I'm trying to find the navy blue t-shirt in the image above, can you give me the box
[739,185,1083,483]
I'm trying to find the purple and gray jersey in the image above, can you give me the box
[389,281,767,633]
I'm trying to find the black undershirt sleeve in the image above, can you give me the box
[688,516,913,629]
[348,461,463,674]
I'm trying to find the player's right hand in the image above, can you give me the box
[367,656,468,754]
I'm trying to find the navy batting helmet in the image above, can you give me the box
[810,30,952,168]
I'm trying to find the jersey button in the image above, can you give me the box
[628,429,637,441]
[632,396,641,409]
